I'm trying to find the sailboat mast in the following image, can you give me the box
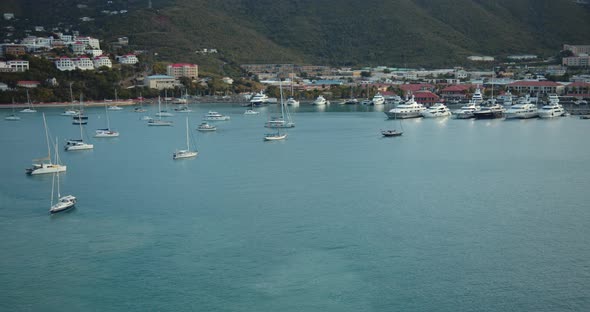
[54,139,61,198]
[279,80,285,119]
[105,102,111,129]
[79,94,84,139]
[69,82,74,105]
[42,113,51,159]
[26,89,31,109]
[186,117,190,150]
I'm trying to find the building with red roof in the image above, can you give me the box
[167,63,199,79]
[440,84,472,100]
[506,80,564,95]
[17,80,41,88]
[413,90,440,106]
[399,83,435,94]
[565,82,590,99]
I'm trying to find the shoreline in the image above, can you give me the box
[0,100,137,109]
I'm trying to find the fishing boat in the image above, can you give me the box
[173,117,198,159]
[26,113,67,175]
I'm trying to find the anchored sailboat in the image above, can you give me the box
[173,117,198,159]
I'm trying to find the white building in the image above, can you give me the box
[117,54,139,65]
[75,36,100,49]
[85,49,103,57]
[55,57,76,71]
[468,56,495,62]
[144,75,177,90]
[93,55,112,68]
[0,82,9,91]
[3,13,14,20]
[7,60,29,72]
[73,56,95,70]
[71,41,86,55]
[222,77,234,84]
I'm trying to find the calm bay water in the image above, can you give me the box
[1,103,589,311]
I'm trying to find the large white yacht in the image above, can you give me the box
[384,95,426,119]
[313,95,328,105]
[371,92,385,105]
[286,97,300,107]
[453,102,480,119]
[421,103,452,118]
[471,87,484,105]
[504,94,538,119]
[538,94,565,118]
[203,111,230,121]
[250,92,269,106]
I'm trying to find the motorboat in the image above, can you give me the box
[148,119,173,126]
[94,129,120,137]
[197,122,217,131]
[421,103,451,118]
[173,105,193,113]
[286,97,300,107]
[473,104,505,119]
[155,110,174,117]
[203,111,230,121]
[344,98,359,105]
[381,129,403,137]
[265,117,295,128]
[250,92,269,106]
[107,105,123,111]
[5,114,20,121]
[453,102,481,119]
[244,109,259,115]
[538,94,565,118]
[371,92,385,105]
[313,95,328,105]
[384,95,426,119]
[61,109,80,116]
[504,95,538,119]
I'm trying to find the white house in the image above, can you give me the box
[73,56,94,70]
[71,41,86,55]
[85,49,103,57]
[117,54,139,65]
[7,60,29,72]
[93,55,112,68]
[55,56,76,71]
[144,75,177,90]
[75,36,100,49]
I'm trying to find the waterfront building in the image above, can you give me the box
[413,90,440,107]
[440,84,471,101]
[565,82,590,99]
[144,75,177,90]
[166,63,199,79]
[506,80,564,95]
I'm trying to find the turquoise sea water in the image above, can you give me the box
[1,103,589,311]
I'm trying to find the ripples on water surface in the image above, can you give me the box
[1,104,589,311]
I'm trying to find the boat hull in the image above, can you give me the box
[473,111,504,119]
[173,151,198,159]
[26,164,67,175]
[384,111,423,119]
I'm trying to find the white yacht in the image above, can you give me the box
[61,109,80,116]
[421,103,451,118]
[286,97,300,107]
[244,109,259,115]
[371,92,385,105]
[453,101,481,119]
[203,111,230,121]
[384,95,426,119]
[197,122,217,131]
[107,105,123,111]
[313,95,328,105]
[504,95,538,119]
[250,92,269,106]
[538,94,565,118]
[471,87,484,105]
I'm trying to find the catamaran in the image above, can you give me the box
[26,113,67,175]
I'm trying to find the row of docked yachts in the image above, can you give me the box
[385,93,567,120]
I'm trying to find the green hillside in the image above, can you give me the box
[1,0,589,68]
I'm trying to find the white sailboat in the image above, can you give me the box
[286,77,300,107]
[62,83,80,116]
[95,102,120,137]
[156,90,175,117]
[107,89,123,110]
[148,96,173,126]
[133,93,147,113]
[265,81,295,128]
[5,100,20,121]
[26,113,67,175]
[65,94,94,151]
[20,89,37,113]
[50,141,76,214]
[173,117,198,159]
[264,128,287,141]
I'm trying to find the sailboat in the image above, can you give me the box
[49,140,76,214]
[174,89,192,112]
[20,89,37,113]
[95,102,120,137]
[173,117,198,159]
[265,80,295,128]
[156,90,174,117]
[107,89,123,110]
[286,77,300,107]
[5,99,20,121]
[26,113,67,175]
[65,94,94,151]
[381,111,404,137]
[148,96,173,126]
[133,93,147,113]
[62,83,80,116]
[264,127,287,141]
